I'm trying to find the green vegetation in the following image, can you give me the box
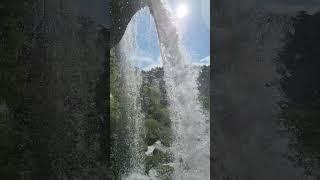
[141,66,209,177]
[110,49,121,126]
[110,48,131,178]
[140,68,173,177]
[141,67,172,146]
[110,47,210,178]
[145,150,174,179]
[197,65,210,111]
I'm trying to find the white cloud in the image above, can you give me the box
[128,51,162,71]
[193,56,210,66]
[200,56,210,63]
[142,56,163,71]
[131,54,154,64]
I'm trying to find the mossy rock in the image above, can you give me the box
[145,150,173,173]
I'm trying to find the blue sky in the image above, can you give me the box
[130,0,210,70]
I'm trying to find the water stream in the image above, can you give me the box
[117,11,146,177]
[114,1,210,179]
[149,0,210,179]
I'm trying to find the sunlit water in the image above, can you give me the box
[149,0,210,179]
[117,10,146,177]
[115,0,210,179]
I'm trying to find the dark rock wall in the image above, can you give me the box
[0,0,155,178]
[1,0,111,179]
[111,0,147,46]
[28,1,111,179]
[212,0,320,179]
[5,0,320,179]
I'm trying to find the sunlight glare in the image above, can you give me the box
[176,3,189,18]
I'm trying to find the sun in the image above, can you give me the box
[176,3,189,18]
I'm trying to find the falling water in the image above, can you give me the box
[149,0,210,179]
[115,1,210,179]
[116,10,146,177]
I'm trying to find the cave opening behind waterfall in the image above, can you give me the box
[110,7,172,179]
[110,2,210,179]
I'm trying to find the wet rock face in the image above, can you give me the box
[212,0,320,179]
[5,0,151,178]
[28,1,111,179]
[111,0,148,46]
[1,0,111,179]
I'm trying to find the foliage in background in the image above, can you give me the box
[140,67,174,177]
[197,65,210,111]
[140,66,209,178]
[110,50,210,178]
[110,48,131,178]
[141,67,171,146]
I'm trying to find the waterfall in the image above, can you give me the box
[113,1,210,179]
[117,10,146,177]
[149,0,210,179]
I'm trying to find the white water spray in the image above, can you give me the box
[117,10,146,177]
[149,0,210,179]
[116,1,210,179]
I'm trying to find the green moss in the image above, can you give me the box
[144,119,161,145]
[199,96,209,111]
[145,150,173,174]
[111,49,126,177]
